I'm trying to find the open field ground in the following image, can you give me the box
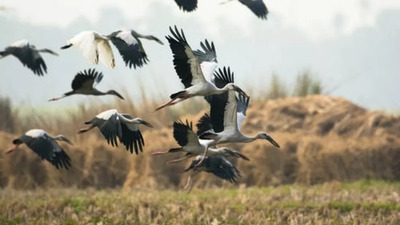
[1,180,400,225]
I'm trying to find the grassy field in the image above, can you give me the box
[1,180,400,225]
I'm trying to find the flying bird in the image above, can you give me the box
[0,40,58,76]
[151,120,249,164]
[197,68,280,148]
[6,129,72,170]
[173,0,198,12]
[78,109,153,154]
[237,0,268,19]
[154,26,247,111]
[107,29,164,69]
[61,31,115,68]
[48,68,124,101]
[173,0,268,20]
[183,155,241,191]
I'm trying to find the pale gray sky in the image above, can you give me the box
[0,0,399,110]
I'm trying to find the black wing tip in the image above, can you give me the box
[213,66,234,84]
[174,119,193,131]
[52,150,72,170]
[167,25,187,45]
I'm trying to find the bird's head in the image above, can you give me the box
[257,132,280,148]
[107,90,125,100]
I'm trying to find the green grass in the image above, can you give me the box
[0,180,400,224]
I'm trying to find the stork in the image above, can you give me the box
[183,155,241,191]
[61,31,115,68]
[78,109,153,154]
[0,40,58,76]
[173,0,268,20]
[198,67,280,148]
[151,120,249,164]
[154,26,247,111]
[48,68,124,101]
[107,29,164,69]
[6,129,72,170]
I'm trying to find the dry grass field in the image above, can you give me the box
[0,180,400,225]
[0,95,399,189]
[1,91,400,224]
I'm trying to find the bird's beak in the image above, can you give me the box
[141,120,153,128]
[234,151,250,161]
[153,37,164,45]
[266,135,280,148]
[64,138,74,146]
[116,93,125,100]
[233,85,249,98]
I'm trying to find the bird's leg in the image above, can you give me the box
[151,151,169,156]
[183,175,192,191]
[48,96,66,102]
[195,145,209,167]
[5,144,19,154]
[78,124,95,134]
[154,98,185,111]
[154,99,177,111]
[168,98,185,106]
[167,155,192,165]
[183,172,199,193]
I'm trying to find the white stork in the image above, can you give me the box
[198,67,280,148]
[48,68,124,101]
[61,31,115,68]
[0,40,58,76]
[6,129,72,170]
[154,26,247,111]
[151,120,249,164]
[183,155,241,191]
[107,29,164,69]
[78,109,153,154]
[173,0,268,20]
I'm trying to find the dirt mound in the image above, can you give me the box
[247,95,400,139]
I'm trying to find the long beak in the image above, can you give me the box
[114,92,125,100]
[140,120,153,128]
[233,86,249,98]
[63,138,74,145]
[5,144,18,154]
[266,135,280,148]
[231,151,250,161]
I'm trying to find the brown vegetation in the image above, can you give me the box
[0,95,400,189]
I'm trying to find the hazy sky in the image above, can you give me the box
[0,0,399,111]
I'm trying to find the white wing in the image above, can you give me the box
[96,37,115,68]
[70,31,99,65]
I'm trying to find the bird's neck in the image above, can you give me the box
[241,134,259,143]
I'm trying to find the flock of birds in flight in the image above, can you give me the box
[1,0,277,190]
